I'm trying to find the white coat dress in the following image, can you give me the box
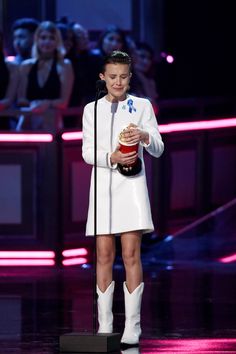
[82,94,164,236]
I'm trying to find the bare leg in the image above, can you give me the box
[96,234,116,292]
[121,231,143,293]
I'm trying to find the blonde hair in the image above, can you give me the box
[32,21,66,60]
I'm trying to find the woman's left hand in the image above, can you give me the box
[122,123,149,145]
[29,100,50,114]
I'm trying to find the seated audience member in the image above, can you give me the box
[12,17,39,64]
[130,42,159,114]
[17,21,74,129]
[0,31,19,130]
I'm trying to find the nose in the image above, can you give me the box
[115,77,122,85]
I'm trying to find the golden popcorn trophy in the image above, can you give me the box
[117,125,142,176]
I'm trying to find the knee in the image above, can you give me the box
[122,249,139,268]
[97,249,115,266]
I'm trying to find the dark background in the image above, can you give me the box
[0,0,235,99]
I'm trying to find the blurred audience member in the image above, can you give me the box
[17,21,73,129]
[0,31,19,130]
[71,22,103,106]
[12,17,39,64]
[131,42,159,114]
[56,22,77,60]
[93,25,132,58]
[57,20,102,128]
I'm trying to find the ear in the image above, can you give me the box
[99,73,104,80]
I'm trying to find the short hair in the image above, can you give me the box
[12,18,39,33]
[31,21,66,60]
[102,50,132,73]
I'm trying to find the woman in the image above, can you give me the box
[0,31,19,129]
[131,42,159,114]
[18,21,73,128]
[94,25,131,58]
[82,51,164,345]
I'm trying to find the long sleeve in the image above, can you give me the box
[140,99,164,158]
[82,102,114,168]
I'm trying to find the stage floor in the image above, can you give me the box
[0,259,236,353]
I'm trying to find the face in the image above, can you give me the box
[64,29,74,53]
[73,24,89,52]
[100,63,131,101]
[13,28,34,56]
[37,30,57,56]
[102,32,123,55]
[135,48,152,73]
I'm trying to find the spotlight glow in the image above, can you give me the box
[166,55,174,63]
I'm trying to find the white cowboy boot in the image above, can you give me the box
[121,282,144,345]
[97,281,115,333]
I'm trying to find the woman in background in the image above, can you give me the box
[93,25,132,58]
[0,31,19,129]
[18,21,73,129]
[131,42,159,114]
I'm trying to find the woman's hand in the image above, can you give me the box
[122,123,149,145]
[29,100,50,113]
[110,144,138,166]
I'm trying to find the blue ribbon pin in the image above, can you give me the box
[127,99,136,113]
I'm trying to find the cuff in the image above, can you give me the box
[107,152,117,169]
[140,133,151,148]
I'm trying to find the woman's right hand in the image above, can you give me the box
[110,144,138,166]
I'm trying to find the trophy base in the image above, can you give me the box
[117,158,142,176]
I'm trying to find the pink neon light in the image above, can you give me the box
[142,338,236,351]
[62,131,83,141]
[61,118,236,141]
[0,259,55,266]
[62,257,87,266]
[62,248,88,257]
[159,118,236,133]
[0,134,53,142]
[0,251,55,259]
[219,253,236,263]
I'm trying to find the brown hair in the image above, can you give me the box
[101,50,132,73]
